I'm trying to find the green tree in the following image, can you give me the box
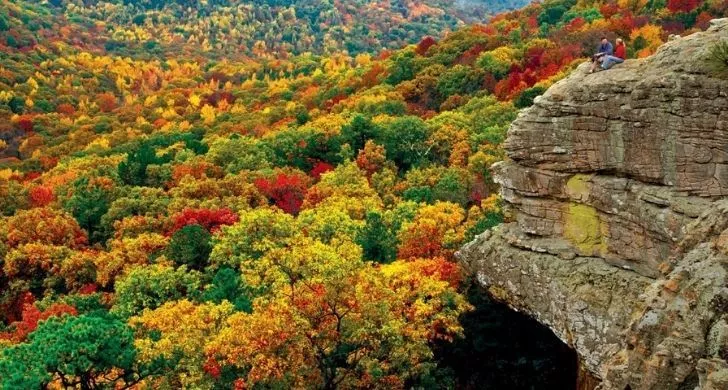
[357,211,397,263]
[201,267,253,313]
[118,143,162,186]
[168,224,212,271]
[0,314,165,389]
[377,116,432,169]
[112,265,202,318]
[64,177,111,244]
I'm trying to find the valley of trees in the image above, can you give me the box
[0,0,725,388]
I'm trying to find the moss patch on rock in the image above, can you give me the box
[563,203,606,255]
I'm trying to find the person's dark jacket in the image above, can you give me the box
[597,41,614,56]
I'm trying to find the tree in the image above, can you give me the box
[129,300,234,388]
[64,177,112,244]
[205,237,470,388]
[5,208,87,249]
[376,116,433,169]
[0,314,162,389]
[112,265,202,318]
[118,142,164,186]
[169,208,239,234]
[254,171,310,215]
[209,208,299,270]
[168,224,212,270]
[357,211,397,263]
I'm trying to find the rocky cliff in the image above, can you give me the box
[458,19,728,390]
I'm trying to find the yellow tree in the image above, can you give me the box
[205,237,470,389]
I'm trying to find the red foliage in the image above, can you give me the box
[667,0,699,13]
[397,223,443,260]
[0,302,77,343]
[56,103,76,116]
[696,11,714,30]
[324,94,348,110]
[39,156,59,170]
[96,92,118,113]
[29,185,55,207]
[309,161,334,179]
[23,171,42,181]
[203,356,222,379]
[456,44,486,66]
[254,172,309,215]
[78,283,98,295]
[410,258,461,288]
[415,36,437,56]
[600,3,620,19]
[170,161,224,187]
[1,292,34,325]
[361,63,387,88]
[16,115,34,133]
[565,17,586,32]
[170,208,239,234]
[206,91,236,107]
[153,118,168,128]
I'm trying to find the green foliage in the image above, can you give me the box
[377,116,432,169]
[208,135,273,173]
[707,40,728,78]
[64,177,112,244]
[514,86,547,108]
[112,265,202,318]
[168,224,212,270]
[201,267,253,313]
[386,50,417,85]
[118,142,163,186]
[436,65,485,100]
[465,211,504,241]
[433,170,469,206]
[403,185,435,204]
[357,211,397,263]
[538,0,578,26]
[0,314,152,389]
[340,114,380,152]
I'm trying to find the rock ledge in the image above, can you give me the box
[458,20,728,390]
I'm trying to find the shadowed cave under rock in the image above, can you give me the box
[433,285,580,390]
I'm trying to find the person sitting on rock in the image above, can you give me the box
[589,36,614,73]
[601,38,626,70]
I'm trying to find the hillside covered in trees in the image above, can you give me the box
[0,0,530,58]
[0,0,726,388]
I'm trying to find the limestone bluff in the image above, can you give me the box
[458,19,728,390]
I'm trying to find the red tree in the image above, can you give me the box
[415,36,437,56]
[254,172,309,215]
[29,185,55,207]
[667,0,699,13]
[309,161,334,180]
[0,302,77,343]
[170,208,239,234]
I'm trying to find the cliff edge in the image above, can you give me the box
[458,19,728,390]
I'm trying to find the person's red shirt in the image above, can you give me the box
[615,44,626,59]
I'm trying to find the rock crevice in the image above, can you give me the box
[458,19,728,390]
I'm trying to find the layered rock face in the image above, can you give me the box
[458,20,728,390]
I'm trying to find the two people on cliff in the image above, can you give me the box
[589,37,626,73]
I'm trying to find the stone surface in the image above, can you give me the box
[458,20,728,390]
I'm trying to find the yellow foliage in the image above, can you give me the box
[630,24,664,57]
[130,300,235,388]
[201,104,217,124]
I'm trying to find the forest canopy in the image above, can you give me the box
[0,0,725,388]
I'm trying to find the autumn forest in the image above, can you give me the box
[0,0,724,388]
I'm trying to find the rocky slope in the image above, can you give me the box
[458,19,728,390]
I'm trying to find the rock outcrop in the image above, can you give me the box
[458,19,728,390]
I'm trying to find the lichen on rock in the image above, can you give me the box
[458,19,728,390]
